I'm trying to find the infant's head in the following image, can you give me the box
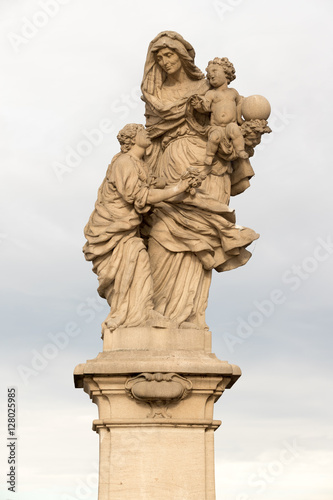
[206,57,236,87]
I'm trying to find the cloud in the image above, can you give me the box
[2,1,333,498]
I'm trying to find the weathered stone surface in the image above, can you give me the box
[74,329,240,500]
[103,326,212,352]
[82,31,270,335]
[75,30,270,499]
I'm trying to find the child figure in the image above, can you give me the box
[191,57,248,166]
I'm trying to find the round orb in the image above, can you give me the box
[242,95,271,121]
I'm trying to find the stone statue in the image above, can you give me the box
[83,30,271,334]
[83,123,200,333]
[141,31,270,330]
[190,57,249,165]
[77,31,272,499]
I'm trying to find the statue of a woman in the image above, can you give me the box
[141,31,259,330]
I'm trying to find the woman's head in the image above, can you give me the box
[155,47,182,76]
[150,34,204,81]
[141,31,204,96]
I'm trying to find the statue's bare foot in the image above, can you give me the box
[103,314,120,333]
[237,150,249,159]
[204,155,214,166]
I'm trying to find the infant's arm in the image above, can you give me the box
[190,91,214,113]
[232,88,245,125]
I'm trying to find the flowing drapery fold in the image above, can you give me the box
[83,153,153,330]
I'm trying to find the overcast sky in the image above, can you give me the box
[1,0,333,499]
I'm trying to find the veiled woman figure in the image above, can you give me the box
[141,31,259,329]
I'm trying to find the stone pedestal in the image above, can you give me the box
[74,327,241,500]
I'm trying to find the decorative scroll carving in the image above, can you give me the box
[125,372,192,418]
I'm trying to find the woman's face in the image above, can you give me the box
[156,48,182,75]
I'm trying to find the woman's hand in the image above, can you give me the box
[190,94,202,109]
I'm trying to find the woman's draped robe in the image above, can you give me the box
[142,38,259,329]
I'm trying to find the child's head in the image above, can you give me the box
[206,57,236,86]
[117,124,146,153]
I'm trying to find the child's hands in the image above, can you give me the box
[190,94,202,109]
[176,178,194,194]
[181,167,203,195]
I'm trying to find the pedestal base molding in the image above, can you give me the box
[74,327,241,500]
